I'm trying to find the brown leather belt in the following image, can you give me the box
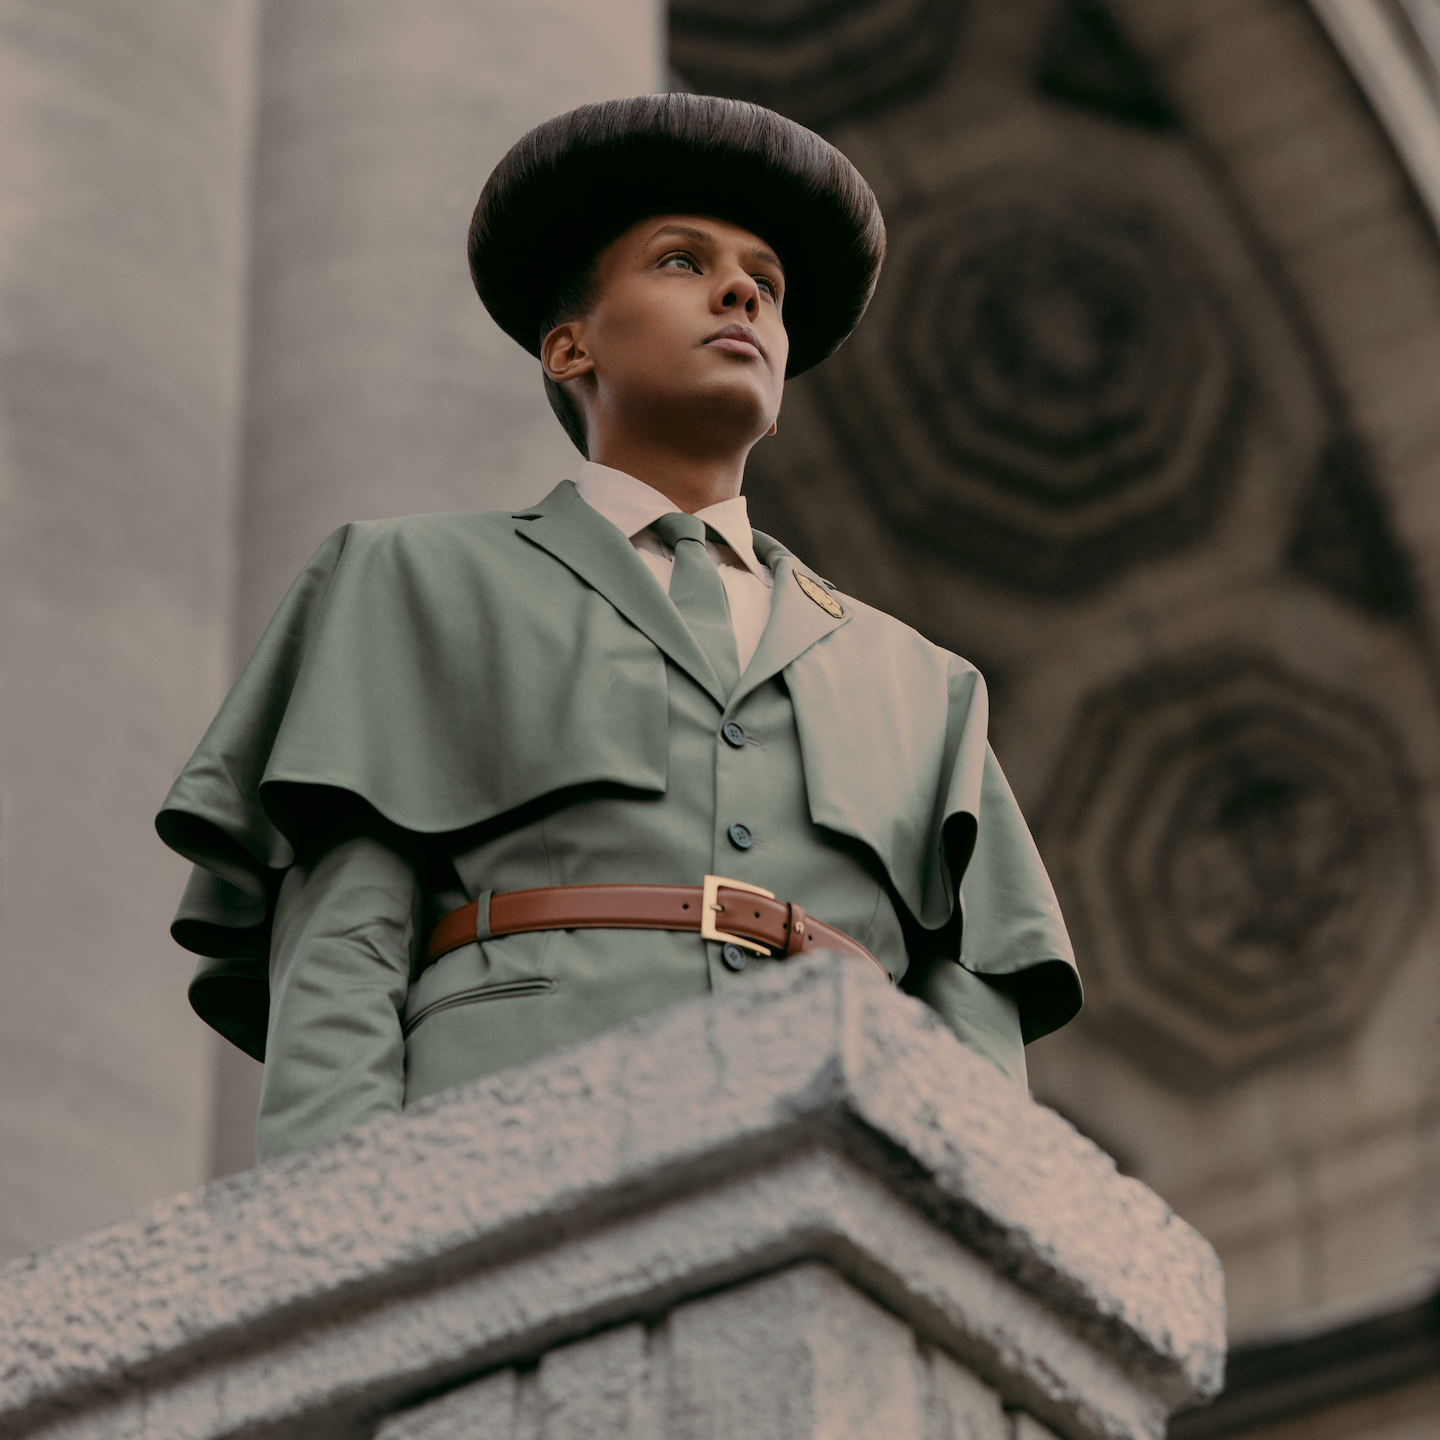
[425,875,887,978]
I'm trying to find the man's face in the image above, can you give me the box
[544,213,789,454]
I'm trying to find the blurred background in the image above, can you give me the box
[1,2,1437,1436]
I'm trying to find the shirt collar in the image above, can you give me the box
[575,461,771,584]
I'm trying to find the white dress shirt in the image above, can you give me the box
[574,461,775,673]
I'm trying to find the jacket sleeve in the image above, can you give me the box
[909,961,1028,1088]
[254,799,423,1162]
[901,737,1081,1071]
[954,745,1082,1044]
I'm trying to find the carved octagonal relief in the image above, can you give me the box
[1042,656,1427,1088]
[670,0,966,128]
[812,177,1242,593]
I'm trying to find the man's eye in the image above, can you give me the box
[660,253,699,272]
[756,276,779,299]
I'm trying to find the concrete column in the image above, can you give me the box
[662,1265,926,1440]
[0,958,1225,1440]
[237,0,663,650]
[210,0,663,1177]
[0,2,257,1261]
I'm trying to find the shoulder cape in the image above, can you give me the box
[159,493,1080,1058]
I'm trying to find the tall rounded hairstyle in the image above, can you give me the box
[469,93,887,456]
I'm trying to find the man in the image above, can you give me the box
[158,95,1080,1162]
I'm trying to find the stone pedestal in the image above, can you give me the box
[0,957,1225,1440]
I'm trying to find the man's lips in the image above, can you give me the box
[703,324,766,359]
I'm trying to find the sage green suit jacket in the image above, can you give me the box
[158,482,1080,1156]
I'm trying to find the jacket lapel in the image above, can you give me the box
[515,481,729,708]
[734,530,851,708]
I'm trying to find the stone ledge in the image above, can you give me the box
[0,956,1224,1440]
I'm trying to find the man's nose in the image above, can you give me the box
[718,272,760,316]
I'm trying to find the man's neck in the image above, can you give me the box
[587,439,748,514]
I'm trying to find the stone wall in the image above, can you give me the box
[0,958,1224,1440]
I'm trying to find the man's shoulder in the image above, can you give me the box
[810,576,981,684]
[338,503,536,550]
[317,490,570,578]
[281,484,624,638]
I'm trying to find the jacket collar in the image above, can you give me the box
[733,530,851,708]
[575,461,771,588]
[515,486,849,713]
[515,481,730,707]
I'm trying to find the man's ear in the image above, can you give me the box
[541,322,593,384]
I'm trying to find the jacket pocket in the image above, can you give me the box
[403,977,554,1038]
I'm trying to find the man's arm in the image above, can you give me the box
[906,738,1081,1088]
[908,958,1027,1088]
[256,800,422,1162]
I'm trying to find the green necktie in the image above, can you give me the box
[651,511,741,698]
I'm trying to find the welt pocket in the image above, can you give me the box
[403,978,555,1038]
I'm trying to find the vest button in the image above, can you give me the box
[728,822,754,850]
[722,720,747,748]
[721,943,748,972]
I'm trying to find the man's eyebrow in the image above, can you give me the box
[647,223,785,274]
[648,223,712,244]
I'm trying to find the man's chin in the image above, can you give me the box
[688,388,776,442]
[638,365,772,418]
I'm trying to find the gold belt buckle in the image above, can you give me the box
[702,874,775,956]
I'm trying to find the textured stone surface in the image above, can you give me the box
[923,1350,1009,1440]
[0,956,1223,1440]
[379,1266,1051,1440]
[1042,653,1427,1084]
[6,1149,1169,1440]
[1014,1415,1064,1440]
[375,1368,520,1440]
[670,0,964,130]
[665,1264,924,1440]
[536,1322,659,1440]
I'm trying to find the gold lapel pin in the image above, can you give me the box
[795,571,845,619]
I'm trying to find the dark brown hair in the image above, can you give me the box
[471,95,885,455]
